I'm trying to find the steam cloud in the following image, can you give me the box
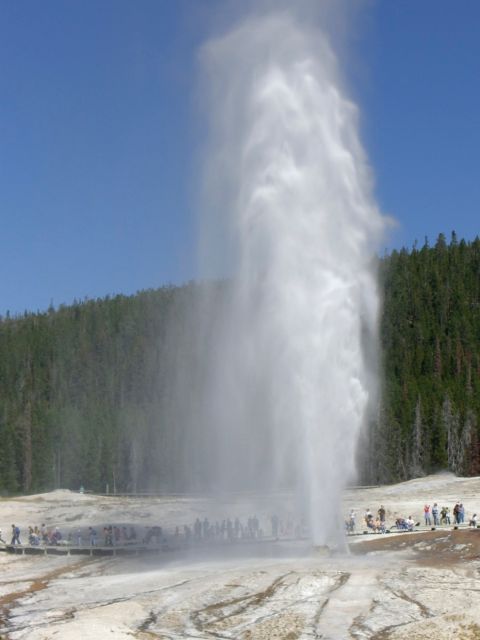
[180,6,386,545]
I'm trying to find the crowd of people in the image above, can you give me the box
[0,523,163,547]
[0,513,305,548]
[0,523,68,547]
[345,501,478,535]
[422,502,469,525]
[176,514,306,543]
[3,501,476,549]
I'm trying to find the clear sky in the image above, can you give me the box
[1,0,479,316]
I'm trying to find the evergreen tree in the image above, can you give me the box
[1,233,480,493]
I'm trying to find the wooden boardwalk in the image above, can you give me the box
[0,535,294,557]
[347,522,480,538]
[1,543,171,557]
[1,525,478,557]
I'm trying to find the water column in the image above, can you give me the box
[198,10,385,545]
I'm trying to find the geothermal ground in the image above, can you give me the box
[1,473,480,639]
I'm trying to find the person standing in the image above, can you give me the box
[11,524,21,545]
[271,514,279,539]
[89,527,97,546]
[443,506,451,525]
[432,503,439,526]
[423,504,432,526]
[378,505,386,524]
[349,509,356,532]
[453,503,460,524]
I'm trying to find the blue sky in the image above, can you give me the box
[1,1,479,316]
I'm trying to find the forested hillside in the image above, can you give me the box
[366,232,480,483]
[1,232,479,494]
[0,286,192,494]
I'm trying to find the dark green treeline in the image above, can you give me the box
[1,232,480,494]
[0,286,197,494]
[365,232,480,484]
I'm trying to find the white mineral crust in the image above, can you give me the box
[1,472,480,639]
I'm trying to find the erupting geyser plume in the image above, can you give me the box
[194,7,385,545]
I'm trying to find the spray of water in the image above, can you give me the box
[195,8,385,545]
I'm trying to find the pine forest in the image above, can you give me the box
[1,232,480,494]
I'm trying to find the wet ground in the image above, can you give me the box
[2,474,480,639]
[0,530,479,639]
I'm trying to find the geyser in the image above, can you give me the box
[194,9,385,545]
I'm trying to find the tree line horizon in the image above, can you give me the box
[1,231,479,494]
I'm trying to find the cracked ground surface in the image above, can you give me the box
[2,473,480,639]
[2,532,480,639]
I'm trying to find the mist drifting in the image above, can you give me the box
[180,7,386,545]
